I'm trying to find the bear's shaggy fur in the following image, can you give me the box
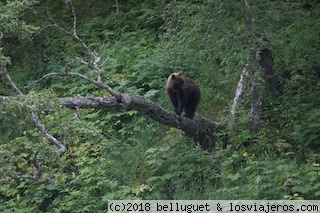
[165,71,201,119]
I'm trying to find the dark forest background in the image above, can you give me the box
[0,0,320,211]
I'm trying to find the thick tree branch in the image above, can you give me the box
[2,0,225,151]
[229,64,249,118]
[24,71,224,149]
[59,95,224,149]
[1,93,224,150]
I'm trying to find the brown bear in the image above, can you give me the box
[165,71,201,119]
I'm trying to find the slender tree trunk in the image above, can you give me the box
[115,0,119,14]
[249,72,260,133]
[259,48,281,96]
[243,0,261,133]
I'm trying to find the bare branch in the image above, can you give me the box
[65,57,92,69]
[0,96,11,101]
[115,0,119,14]
[0,177,13,185]
[2,67,67,154]
[31,113,66,153]
[40,22,104,82]
[25,71,121,100]
[66,0,77,36]
[2,67,23,95]
[36,1,114,87]
[2,92,225,149]
[59,95,225,149]
[16,159,43,181]
[0,156,45,185]
[41,22,97,60]
[100,56,110,67]
[6,159,43,182]
[68,106,81,120]
[42,23,73,38]
[242,0,255,37]
[65,0,99,59]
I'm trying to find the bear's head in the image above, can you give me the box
[170,71,187,91]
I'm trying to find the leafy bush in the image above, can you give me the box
[1,1,320,212]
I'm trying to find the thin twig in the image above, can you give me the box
[0,177,13,185]
[37,0,115,84]
[2,67,23,95]
[66,0,77,36]
[10,158,43,181]
[0,159,43,183]
[67,0,97,59]
[65,57,94,70]
[2,67,67,154]
[25,71,121,100]
[100,56,110,67]
[40,1,104,81]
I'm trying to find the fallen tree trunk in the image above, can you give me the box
[1,93,225,150]
[59,94,225,150]
[2,69,226,151]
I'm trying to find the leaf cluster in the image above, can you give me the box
[1,0,320,211]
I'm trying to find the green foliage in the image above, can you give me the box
[293,109,320,153]
[144,142,221,199]
[1,0,320,211]
[160,0,249,118]
[216,150,320,200]
[0,0,39,37]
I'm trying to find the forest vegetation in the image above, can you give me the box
[0,0,320,211]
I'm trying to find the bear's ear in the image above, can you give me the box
[171,74,176,80]
[177,71,183,76]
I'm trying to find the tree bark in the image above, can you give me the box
[229,64,249,118]
[59,95,225,150]
[259,48,281,96]
[0,0,225,152]
[1,67,67,154]
[249,76,260,133]
[242,0,261,133]
[1,94,225,150]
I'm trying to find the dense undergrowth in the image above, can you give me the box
[0,0,320,211]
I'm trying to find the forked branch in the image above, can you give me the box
[3,0,226,152]
[25,71,121,100]
[2,67,67,154]
[25,72,224,150]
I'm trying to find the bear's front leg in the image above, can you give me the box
[175,92,185,115]
[175,99,184,115]
[175,106,183,115]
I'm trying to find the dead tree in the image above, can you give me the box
[259,47,281,96]
[0,0,225,154]
[1,69,224,151]
[226,0,281,149]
